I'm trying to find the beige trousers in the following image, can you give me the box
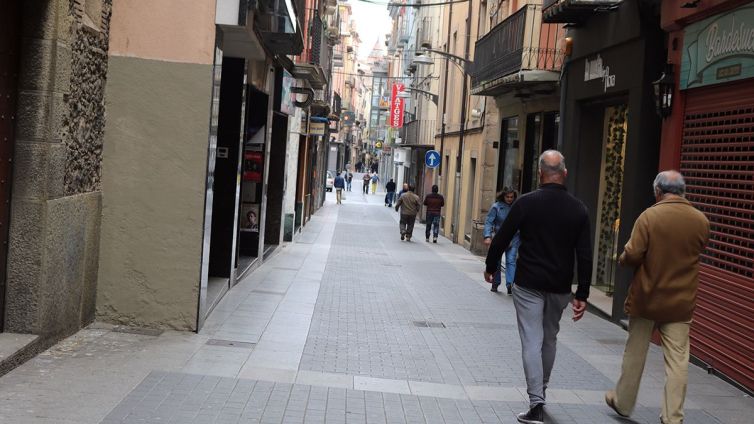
[614,316,690,424]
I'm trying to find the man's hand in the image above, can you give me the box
[483,272,494,284]
[483,237,491,246]
[571,299,587,322]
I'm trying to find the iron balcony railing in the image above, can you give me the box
[299,8,330,74]
[471,4,564,91]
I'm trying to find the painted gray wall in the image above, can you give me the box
[97,56,213,330]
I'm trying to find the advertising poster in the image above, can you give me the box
[243,151,263,182]
[390,83,405,128]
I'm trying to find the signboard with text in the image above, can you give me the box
[681,4,754,89]
[390,83,405,128]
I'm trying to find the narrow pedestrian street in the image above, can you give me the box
[0,182,750,424]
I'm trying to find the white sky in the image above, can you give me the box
[348,1,393,59]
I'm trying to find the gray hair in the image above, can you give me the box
[653,170,686,196]
[538,150,566,176]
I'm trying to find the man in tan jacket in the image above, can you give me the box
[394,185,422,241]
[605,171,709,424]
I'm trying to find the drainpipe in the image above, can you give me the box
[451,0,473,244]
[439,2,453,180]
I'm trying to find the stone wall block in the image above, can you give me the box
[54,42,73,94]
[79,192,102,325]
[22,0,58,41]
[51,93,67,143]
[4,201,46,334]
[18,38,55,92]
[11,141,51,200]
[39,195,87,337]
[57,0,75,42]
[15,92,51,141]
[47,142,67,200]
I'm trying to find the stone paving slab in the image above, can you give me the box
[99,371,725,424]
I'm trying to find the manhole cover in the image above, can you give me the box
[112,326,163,337]
[206,339,255,349]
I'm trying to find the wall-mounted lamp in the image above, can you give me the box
[652,64,675,118]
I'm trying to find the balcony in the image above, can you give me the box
[291,8,330,89]
[254,0,304,55]
[401,119,436,147]
[542,0,622,23]
[471,4,564,97]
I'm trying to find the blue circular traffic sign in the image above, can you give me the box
[425,150,441,168]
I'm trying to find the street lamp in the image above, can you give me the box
[653,64,675,118]
[414,45,474,243]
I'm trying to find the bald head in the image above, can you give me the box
[538,150,567,184]
[653,170,686,198]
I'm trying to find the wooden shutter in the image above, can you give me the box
[681,80,754,391]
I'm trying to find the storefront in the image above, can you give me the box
[557,0,665,317]
[659,1,754,392]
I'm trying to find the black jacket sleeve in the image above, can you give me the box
[574,212,593,301]
[485,200,523,274]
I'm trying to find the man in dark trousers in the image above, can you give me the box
[605,171,709,424]
[394,185,421,241]
[385,179,397,207]
[423,185,444,243]
[484,150,592,424]
[333,172,345,205]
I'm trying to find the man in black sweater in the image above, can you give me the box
[485,150,592,424]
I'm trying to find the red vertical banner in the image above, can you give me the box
[390,83,405,128]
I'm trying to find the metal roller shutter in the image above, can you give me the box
[681,80,754,391]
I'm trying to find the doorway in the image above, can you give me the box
[521,112,559,193]
[591,104,628,296]
[496,116,520,193]
[0,0,21,331]
[236,87,270,273]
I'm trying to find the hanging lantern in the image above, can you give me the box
[652,64,675,118]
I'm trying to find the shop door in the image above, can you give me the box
[591,105,628,297]
[681,81,754,391]
[0,0,21,331]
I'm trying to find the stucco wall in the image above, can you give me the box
[108,0,216,64]
[97,56,212,330]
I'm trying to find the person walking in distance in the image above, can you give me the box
[423,185,444,243]
[484,188,520,294]
[394,185,421,241]
[397,183,409,200]
[485,150,592,424]
[385,179,397,207]
[346,171,353,192]
[605,171,709,424]
[333,172,345,205]
[362,172,370,195]
[370,173,380,194]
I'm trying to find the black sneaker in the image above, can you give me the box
[507,285,513,295]
[516,404,543,424]
[490,283,499,293]
[426,238,430,242]
[433,237,437,243]
[401,234,405,241]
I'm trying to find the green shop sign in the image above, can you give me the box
[681,4,754,89]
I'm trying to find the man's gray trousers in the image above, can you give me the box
[512,284,571,407]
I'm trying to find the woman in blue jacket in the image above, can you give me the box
[483,188,520,294]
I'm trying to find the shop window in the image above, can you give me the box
[591,104,628,295]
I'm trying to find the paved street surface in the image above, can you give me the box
[0,180,751,423]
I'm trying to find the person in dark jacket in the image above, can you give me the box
[484,150,591,424]
[385,179,397,207]
[422,185,444,243]
[484,188,520,294]
[333,172,345,204]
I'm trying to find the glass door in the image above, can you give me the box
[591,104,628,295]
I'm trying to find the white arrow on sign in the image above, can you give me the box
[428,153,437,166]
